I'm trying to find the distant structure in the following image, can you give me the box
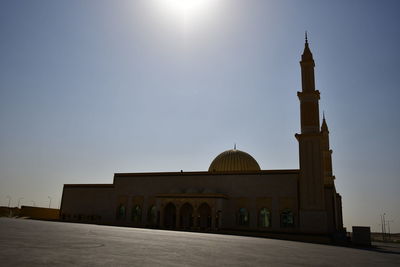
[60,38,344,240]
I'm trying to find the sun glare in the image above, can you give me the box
[153,0,217,26]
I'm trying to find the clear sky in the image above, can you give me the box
[0,0,399,233]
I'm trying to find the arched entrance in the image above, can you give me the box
[180,203,194,229]
[198,203,212,230]
[164,203,176,229]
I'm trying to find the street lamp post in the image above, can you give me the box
[48,196,52,209]
[17,197,24,208]
[383,213,386,241]
[386,220,394,240]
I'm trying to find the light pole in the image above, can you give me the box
[380,214,385,241]
[383,213,386,241]
[6,196,11,207]
[48,196,52,209]
[386,220,394,240]
[17,197,24,208]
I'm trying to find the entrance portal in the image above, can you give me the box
[198,203,212,230]
[180,203,194,229]
[180,203,193,229]
[164,203,176,229]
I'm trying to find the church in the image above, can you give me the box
[60,38,344,240]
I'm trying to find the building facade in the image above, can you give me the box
[60,39,344,238]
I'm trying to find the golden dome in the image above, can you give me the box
[208,149,261,172]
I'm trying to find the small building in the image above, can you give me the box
[60,38,344,238]
[20,206,60,221]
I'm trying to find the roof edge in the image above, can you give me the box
[64,184,114,188]
[114,169,300,177]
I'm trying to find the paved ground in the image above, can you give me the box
[0,218,399,266]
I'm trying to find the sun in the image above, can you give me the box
[161,0,212,15]
[153,0,217,25]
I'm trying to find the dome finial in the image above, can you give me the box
[305,31,308,44]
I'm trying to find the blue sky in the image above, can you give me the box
[1,0,399,232]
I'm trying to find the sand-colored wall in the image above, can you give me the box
[20,206,59,220]
[60,185,115,224]
[61,171,300,232]
[0,207,20,217]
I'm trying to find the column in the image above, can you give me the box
[175,203,180,229]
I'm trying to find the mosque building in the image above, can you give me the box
[60,38,344,239]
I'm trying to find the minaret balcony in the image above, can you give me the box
[297,90,320,101]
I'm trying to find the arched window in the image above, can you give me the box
[132,205,142,223]
[259,208,271,228]
[238,208,249,226]
[281,209,294,227]
[116,204,126,220]
[148,205,157,225]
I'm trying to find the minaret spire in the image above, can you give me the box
[321,111,329,132]
[302,32,313,62]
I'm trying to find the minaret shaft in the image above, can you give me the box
[300,60,316,92]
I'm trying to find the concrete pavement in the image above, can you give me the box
[0,218,399,266]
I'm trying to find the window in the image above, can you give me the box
[132,205,142,223]
[238,208,249,226]
[116,204,126,220]
[281,209,294,227]
[259,208,271,228]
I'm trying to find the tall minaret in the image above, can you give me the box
[295,35,327,232]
